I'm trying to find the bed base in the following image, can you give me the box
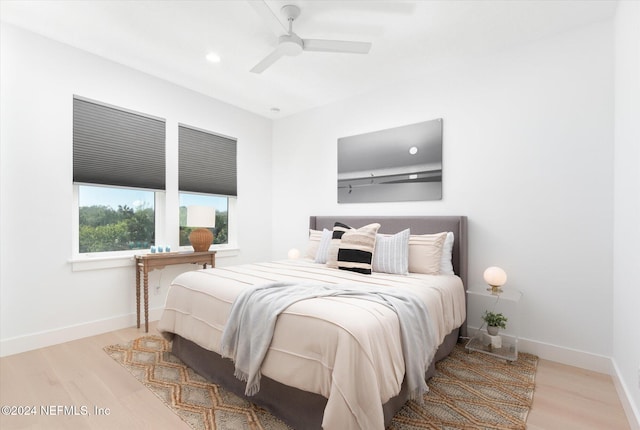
[171,327,460,430]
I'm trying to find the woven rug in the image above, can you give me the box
[104,336,537,430]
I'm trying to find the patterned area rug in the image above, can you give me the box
[104,336,537,430]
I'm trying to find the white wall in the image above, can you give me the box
[1,10,636,421]
[0,24,273,355]
[272,21,615,359]
[613,0,640,424]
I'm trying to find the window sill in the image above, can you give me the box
[69,247,239,272]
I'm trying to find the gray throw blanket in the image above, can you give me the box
[219,282,437,401]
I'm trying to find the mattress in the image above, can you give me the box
[158,259,466,430]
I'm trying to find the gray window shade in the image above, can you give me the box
[179,125,237,196]
[73,97,166,190]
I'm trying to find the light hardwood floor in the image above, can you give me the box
[0,322,632,429]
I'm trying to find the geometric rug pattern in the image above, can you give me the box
[104,336,537,430]
[389,344,538,430]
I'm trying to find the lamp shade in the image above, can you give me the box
[484,266,507,287]
[288,248,301,260]
[186,206,216,228]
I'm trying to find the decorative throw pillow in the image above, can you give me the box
[326,222,352,268]
[304,229,323,260]
[408,232,448,275]
[439,232,455,275]
[337,223,381,274]
[372,229,410,275]
[313,229,333,263]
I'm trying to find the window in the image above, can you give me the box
[73,96,165,254]
[179,124,237,250]
[72,98,239,258]
[78,185,155,253]
[179,193,228,246]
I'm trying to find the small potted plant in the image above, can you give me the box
[482,311,508,336]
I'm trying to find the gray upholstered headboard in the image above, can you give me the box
[309,215,468,336]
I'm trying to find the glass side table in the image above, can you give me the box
[465,286,522,362]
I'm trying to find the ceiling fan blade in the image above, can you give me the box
[247,0,287,36]
[302,39,372,54]
[250,46,287,73]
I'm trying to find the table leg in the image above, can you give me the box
[143,268,149,333]
[202,254,215,269]
[136,264,141,329]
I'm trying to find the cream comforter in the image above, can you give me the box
[158,259,466,430]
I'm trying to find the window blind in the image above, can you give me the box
[179,124,237,196]
[73,96,166,190]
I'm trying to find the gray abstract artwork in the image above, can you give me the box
[338,118,443,203]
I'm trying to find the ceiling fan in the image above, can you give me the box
[248,2,372,74]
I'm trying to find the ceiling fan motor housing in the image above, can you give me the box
[278,33,303,56]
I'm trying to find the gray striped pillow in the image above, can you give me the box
[313,229,333,263]
[336,223,381,274]
[372,229,410,275]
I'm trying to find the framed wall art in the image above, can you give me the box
[337,118,443,203]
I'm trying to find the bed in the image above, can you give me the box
[158,215,468,430]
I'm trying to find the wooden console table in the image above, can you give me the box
[135,251,216,332]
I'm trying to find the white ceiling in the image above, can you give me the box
[0,0,618,119]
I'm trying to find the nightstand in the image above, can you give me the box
[465,286,522,362]
[134,251,216,332]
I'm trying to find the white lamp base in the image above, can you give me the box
[483,333,502,349]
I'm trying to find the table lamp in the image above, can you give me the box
[484,266,507,294]
[186,206,215,252]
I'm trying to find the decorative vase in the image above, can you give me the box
[487,325,500,336]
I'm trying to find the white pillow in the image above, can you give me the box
[440,232,455,275]
[372,229,410,275]
[305,229,323,259]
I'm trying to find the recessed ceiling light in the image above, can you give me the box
[205,52,221,63]
[409,146,418,155]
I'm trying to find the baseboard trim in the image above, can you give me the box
[0,307,164,357]
[517,337,613,374]
[611,360,640,430]
[1,321,624,371]
[466,325,613,374]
